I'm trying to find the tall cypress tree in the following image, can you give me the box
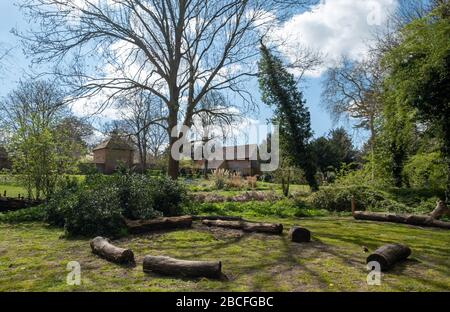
[258,42,318,191]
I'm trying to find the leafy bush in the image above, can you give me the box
[212,169,227,190]
[45,177,80,226]
[41,172,187,237]
[404,152,446,189]
[147,176,187,216]
[0,205,46,223]
[125,175,162,219]
[77,162,98,175]
[63,185,126,238]
[309,185,410,213]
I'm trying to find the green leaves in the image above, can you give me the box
[258,43,317,190]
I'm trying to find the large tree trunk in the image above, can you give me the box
[353,211,450,229]
[167,138,180,180]
[167,106,180,179]
[202,219,283,234]
[367,243,411,271]
[125,216,193,234]
[143,255,222,279]
[90,237,135,264]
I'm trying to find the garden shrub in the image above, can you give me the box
[45,177,80,226]
[42,172,187,237]
[63,185,126,238]
[212,169,227,190]
[0,205,46,223]
[309,185,409,213]
[403,152,446,189]
[125,175,162,219]
[147,176,187,216]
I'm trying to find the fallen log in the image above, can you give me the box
[430,200,450,219]
[125,216,193,234]
[90,237,135,264]
[143,255,222,279]
[288,227,311,243]
[202,219,283,234]
[192,215,244,222]
[367,243,411,271]
[353,211,450,229]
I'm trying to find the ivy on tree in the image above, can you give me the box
[258,41,318,192]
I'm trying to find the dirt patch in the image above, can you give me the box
[193,222,245,240]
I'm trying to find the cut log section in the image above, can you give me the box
[125,216,193,234]
[353,211,450,229]
[367,243,411,271]
[90,237,135,264]
[288,227,311,243]
[202,219,283,234]
[143,255,222,279]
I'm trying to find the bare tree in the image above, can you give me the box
[17,0,315,178]
[321,56,383,180]
[0,79,68,133]
[0,43,13,79]
[322,57,382,143]
[116,91,167,171]
[192,91,240,178]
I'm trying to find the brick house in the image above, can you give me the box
[93,135,135,174]
[194,144,261,176]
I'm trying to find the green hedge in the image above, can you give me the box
[0,205,46,223]
[43,173,187,237]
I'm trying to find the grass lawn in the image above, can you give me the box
[0,185,28,198]
[0,175,85,199]
[0,217,448,292]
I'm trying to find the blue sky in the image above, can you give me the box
[0,0,394,147]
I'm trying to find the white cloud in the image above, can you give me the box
[272,0,398,76]
[70,92,125,120]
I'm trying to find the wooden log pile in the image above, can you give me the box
[90,237,135,264]
[202,219,283,234]
[367,243,411,271]
[143,255,222,279]
[125,216,193,234]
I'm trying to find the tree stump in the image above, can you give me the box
[90,237,135,264]
[143,255,222,279]
[202,219,283,234]
[288,227,311,243]
[125,216,193,234]
[366,243,411,271]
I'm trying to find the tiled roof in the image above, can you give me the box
[93,136,134,151]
